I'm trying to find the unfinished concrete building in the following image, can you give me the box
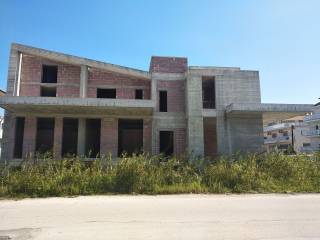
[0,43,314,164]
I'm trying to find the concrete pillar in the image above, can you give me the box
[143,118,152,154]
[80,65,88,98]
[100,118,118,158]
[22,116,37,159]
[0,112,16,163]
[53,117,63,159]
[77,118,86,156]
[186,74,204,157]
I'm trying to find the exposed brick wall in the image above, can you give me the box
[143,119,152,154]
[20,85,40,97]
[22,116,37,158]
[21,55,42,83]
[53,117,63,159]
[88,68,151,99]
[157,80,185,112]
[57,65,80,97]
[20,55,42,96]
[100,118,118,157]
[203,118,217,158]
[174,128,187,155]
[20,54,80,97]
[57,86,80,97]
[150,56,188,73]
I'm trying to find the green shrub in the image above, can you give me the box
[0,152,320,198]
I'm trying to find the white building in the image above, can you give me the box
[263,116,312,153]
[303,103,320,152]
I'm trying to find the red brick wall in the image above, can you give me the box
[57,65,80,97]
[88,68,151,99]
[20,54,80,97]
[20,55,41,96]
[22,116,37,158]
[150,56,187,73]
[174,128,186,155]
[100,118,118,157]
[157,80,185,112]
[203,118,217,158]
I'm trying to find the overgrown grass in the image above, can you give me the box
[0,152,320,198]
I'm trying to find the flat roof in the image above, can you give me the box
[226,103,314,124]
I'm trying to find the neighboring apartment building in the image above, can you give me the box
[0,43,314,164]
[303,103,320,152]
[0,116,3,157]
[263,116,312,153]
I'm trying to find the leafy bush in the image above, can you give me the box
[0,152,319,198]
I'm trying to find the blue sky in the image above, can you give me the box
[0,0,319,104]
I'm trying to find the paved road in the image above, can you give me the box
[0,194,320,240]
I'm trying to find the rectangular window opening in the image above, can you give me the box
[13,117,25,158]
[42,65,58,83]
[62,118,78,157]
[202,77,216,109]
[36,118,55,154]
[135,89,143,99]
[97,88,116,98]
[159,131,174,157]
[118,119,143,157]
[41,86,56,97]
[159,90,167,112]
[85,119,101,158]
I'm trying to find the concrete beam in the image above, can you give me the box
[11,43,150,79]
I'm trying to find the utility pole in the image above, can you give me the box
[291,125,296,154]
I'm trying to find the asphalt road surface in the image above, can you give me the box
[1,194,320,240]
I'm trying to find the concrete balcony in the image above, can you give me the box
[304,113,320,122]
[264,122,305,132]
[264,136,290,144]
[0,96,155,116]
[301,129,320,137]
[300,146,317,153]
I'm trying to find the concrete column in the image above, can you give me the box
[186,74,204,157]
[80,65,88,98]
[22,116,37,159]
[0,112,16,163]
[77,118,86,156]
[53,117,63,159]
[143,118,152,154]
[100,118,118,158]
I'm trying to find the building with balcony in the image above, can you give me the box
[303,103,320,152]
[263,116,312,153]
[0,43,314,164]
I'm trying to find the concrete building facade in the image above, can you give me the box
[0,44,314,163]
